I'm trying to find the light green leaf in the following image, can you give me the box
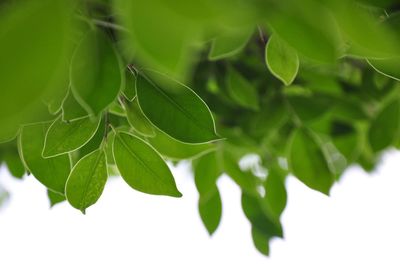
[149,128,215,161]
[0,0,73,137]
[209,27,253,60]
[288,128,335,195]
[368,99,400,152]
[124,98,155,137]
[18,123,70,194]
[265,34,299,86]
[70,28,123,115]
[47,190,66,208]
[66,149,108,213]
[113,131,181,197]
[136,71,219,143]
[43,116,102,158]
[226,67,259,110]
[199,188,222,235]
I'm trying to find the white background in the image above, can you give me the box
[1,150,400,266]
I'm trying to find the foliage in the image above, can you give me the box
[1,0,400,255]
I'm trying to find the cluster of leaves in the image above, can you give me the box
[1,0,400,255]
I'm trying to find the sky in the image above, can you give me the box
[1,150,400,266]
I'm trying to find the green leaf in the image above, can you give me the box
[0,0,73,136]
[62,89,88,121]
[18,123,70,194]
[226,67,259,110]
[43,116,102,158]
[47,190,66,208]
[4,150,25,179]
[367,58,400,81]
[113,131,182,197]
[241,192,283,238]
[149,128,215,161]
[194,152,222,197]
[136,71,219,143]
[263,168,287,220]
[66,149,108,213]
[287,94,333,123]
[265,34,299,86]
[209,27,253,60]
[251,227,270,256]
[70,28,123,115]
[122,69,137,101]
[288,128,335,195]
[124,98,155,137]
[368,99,400,152]
[199,188,222,235]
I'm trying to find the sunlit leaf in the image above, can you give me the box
[124,98,155,137]
[265,34,299,86]
[66,149,108,213]
[113,131,182,197]
[209,27,253,60]
[47,190,66,208]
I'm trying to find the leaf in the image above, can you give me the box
[70,28,123,115]
[199,188,222,235]
[18,123,71,194]
[4,150,25,179]
[288,128,335,195]
[113,131,182,197]
[287,94,333,123]
[263,168,287,220]
[251,227,270,256]
[368,99,400,152]
[149,128,215,161]
[241,192,283,238]
[194,152,222,197]
[0,0,73,137]
[123,68,137,101]
[124,98,155,137]
[66,149,108,213]
[0,125,19,144]
[43,116,102,158]
[47,190,66,208]
[367,58,400,81]
[226,67,259,110]
[136,71,219,143]
[209,27,253,60]
[62,89,88,121]
[265,34,299,86]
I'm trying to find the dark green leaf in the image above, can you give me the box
[199,188,222,235]
[123,68,137,101]
[113,131,181,197]
[70,28,123,115]
[263,168,287,220]
[226,67,259,110]
[136,71,219,143]
[288,128,335,194]
[66,149,108,213]
[18,123,71,194]
[251,227,270,256]
[4,150,25,179]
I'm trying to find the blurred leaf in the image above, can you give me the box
[194,152,222,197]
[123,68,137,101]
[0,0,73,136]
[265,34,299,86]
[70,28,123,115]
[368,99,400,152]
[241,192,283,238]
[251,227,270,256]
[43,116,102,158]
[113,131,181,197]
[66,149,108,213]
[149,128,215,161]
[124,98,155,137]
[226,67,259,111]
[263,168,287,220]
[288,128,335,195]
[367,58,400,81]
[136,71,219,143]
[209,27,253,60]
[47,190,66,208]
[199,188,222,235]
[18,123,70,194]
[287,94,333,123]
